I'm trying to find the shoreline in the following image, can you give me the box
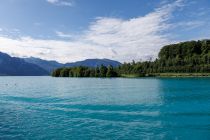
[121,73,210,78]
[51,73,210,78]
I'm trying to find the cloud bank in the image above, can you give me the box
[46,0,73,7]
[0,0,190,63]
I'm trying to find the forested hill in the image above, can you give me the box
[156,39,210,72]
[159,39,210,65]
[118,39,210,75]
[52,39,210,77]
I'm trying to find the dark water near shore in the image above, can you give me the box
[0,77,210,139]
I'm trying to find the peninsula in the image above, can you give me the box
[52,39,210,77]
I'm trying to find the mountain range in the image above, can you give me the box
[0,52,121,76]
[0,52,48,76]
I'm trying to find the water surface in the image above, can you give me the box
[0,77,210,139]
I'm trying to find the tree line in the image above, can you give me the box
[52,39,210,77]
[52,65,118,77]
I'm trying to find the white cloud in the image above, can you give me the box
[47,0,58,3]
[56,31,72,38]
[0,0,186,63]
[174,21,205,30]
[0,36,111,63]
[0,28,2,32]
[46,0,73,6]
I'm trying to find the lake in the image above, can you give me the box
[0,77,210,139]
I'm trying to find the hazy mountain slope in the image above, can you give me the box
[24,57,63,73]
[65,59,121,67]
[24,58,121,73]
[0,52,49,76]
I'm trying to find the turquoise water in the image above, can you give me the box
[0,77,210,140]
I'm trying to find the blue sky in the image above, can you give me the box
[0,0,210,63]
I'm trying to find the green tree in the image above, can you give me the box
[99,65,107,77]
[52,68,62,77]
[106,65,118,77]
[60,68,69,77]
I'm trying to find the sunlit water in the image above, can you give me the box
[0,77,210,140]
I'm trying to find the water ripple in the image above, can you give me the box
[0,77,210,139]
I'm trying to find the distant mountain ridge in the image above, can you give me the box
[0,52,49,76]
[65,59,121,68]
[0,51,121,75]
[24,57,121,73]
[23,57,63,74]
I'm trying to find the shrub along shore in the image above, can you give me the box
[52,39,210,78]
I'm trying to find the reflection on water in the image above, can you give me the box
[0,77,210,139]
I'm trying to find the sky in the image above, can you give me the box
[0,0,210,63]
